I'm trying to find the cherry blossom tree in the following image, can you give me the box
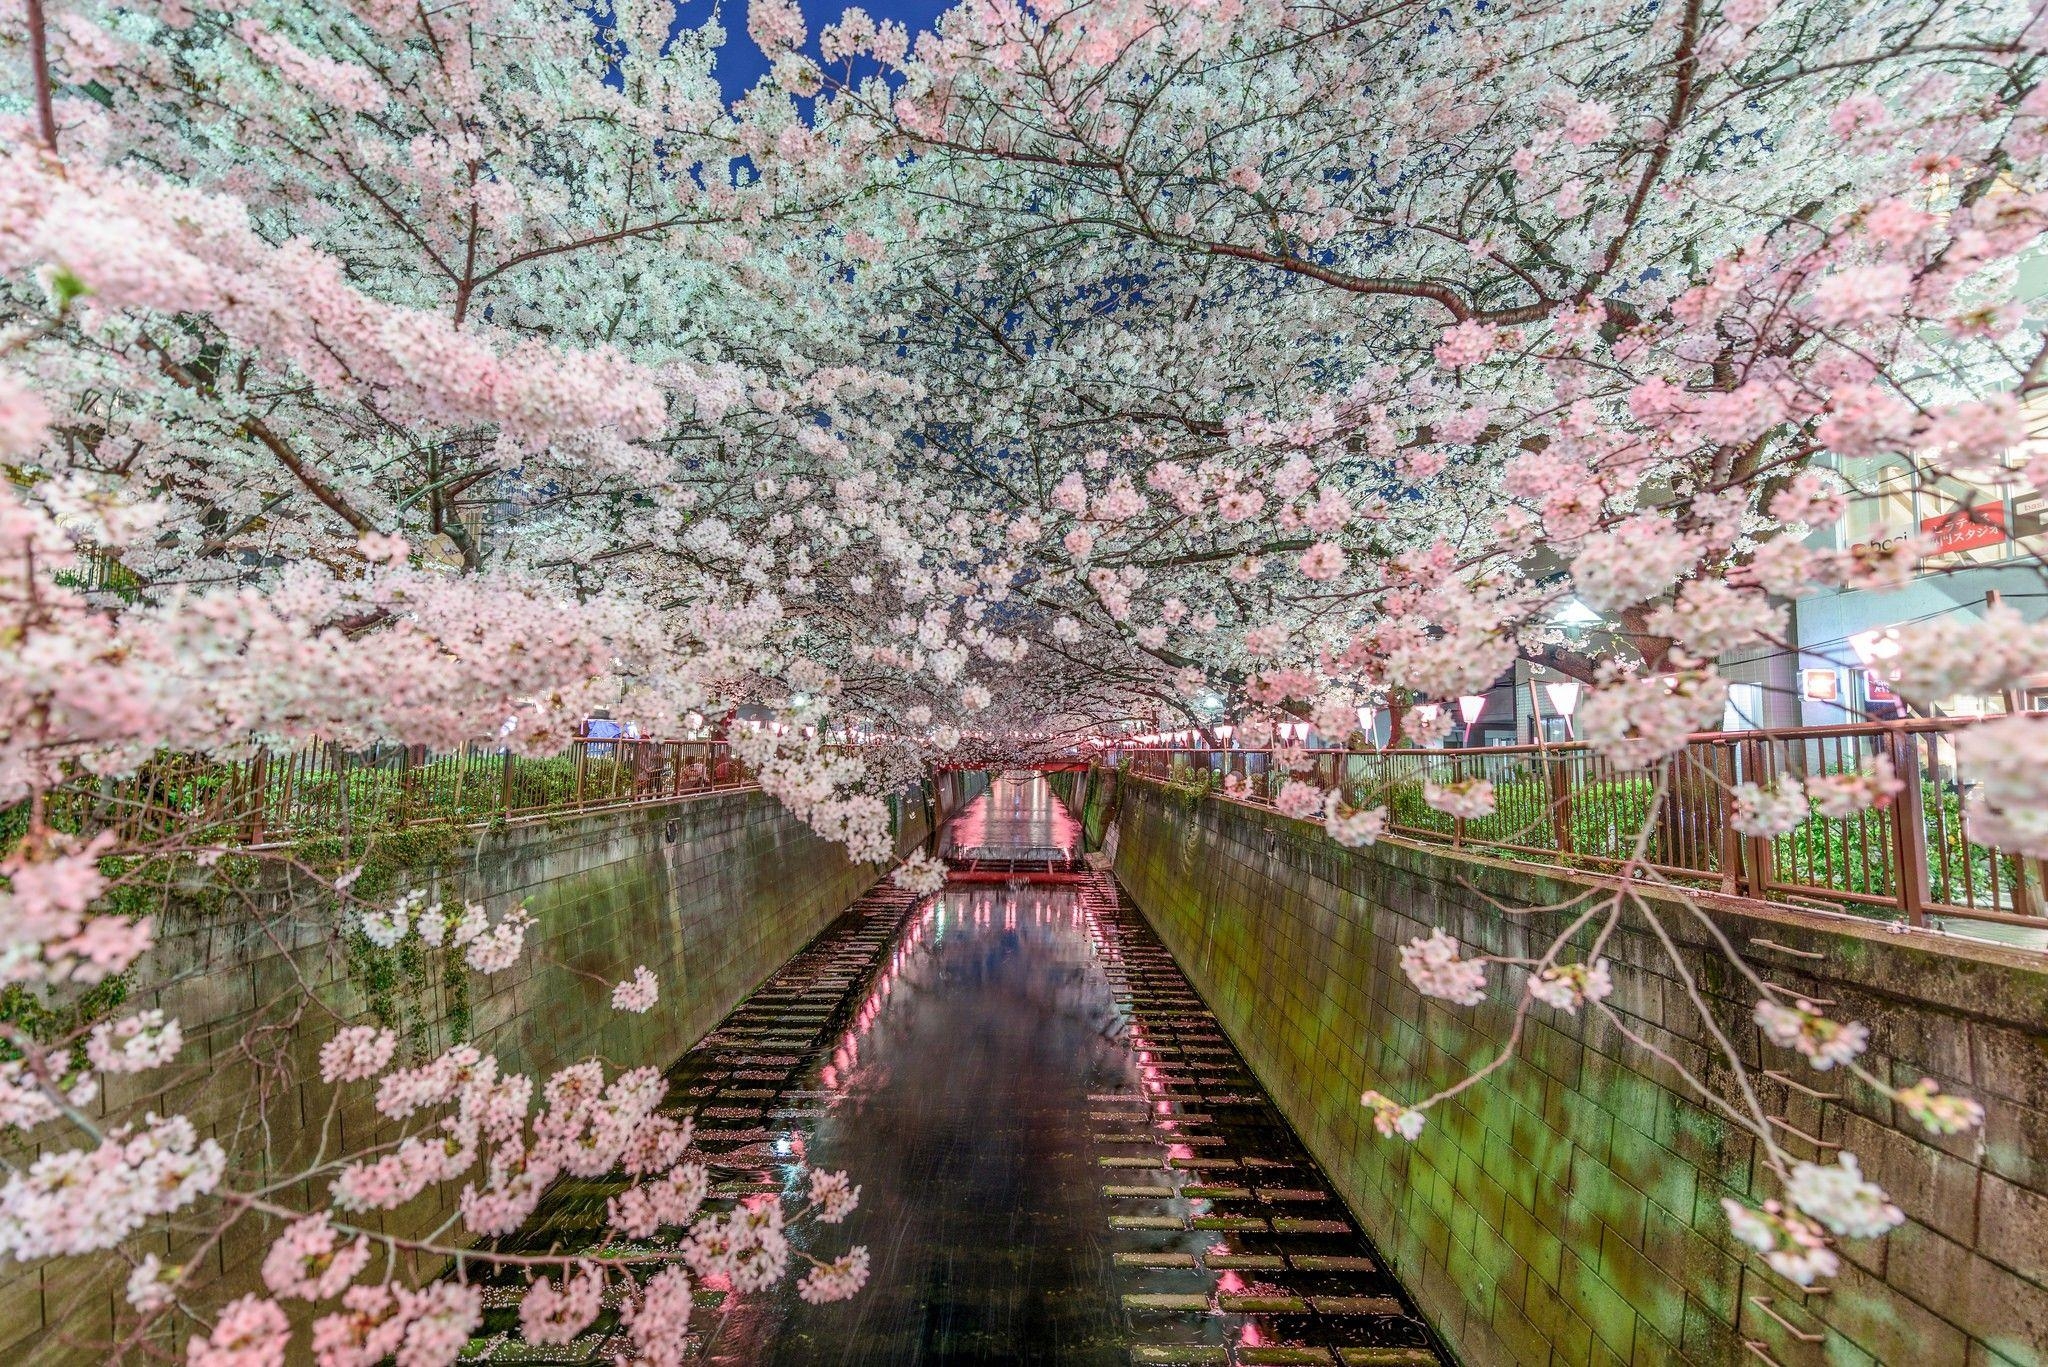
[2,0,2048,1345]
[767,0,2048,1295]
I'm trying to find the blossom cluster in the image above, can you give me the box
[1397,930,1489,1007]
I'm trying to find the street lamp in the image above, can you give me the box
[1215,724,1235,747]
[1355,704,1378,749]
[1457,694,1487,747]
[1545,681,1581,740]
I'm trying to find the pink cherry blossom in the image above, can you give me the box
[621,1266,695,1367]
[86,1010,182,1073]
[799,1247,872,1303]
[612,966,659,1014]
[262,1214,371,1301]
[519,1267,604,1346]
[1398,930,1488,1006]
[187,1294,289,1367]
[319,1028,399,1085]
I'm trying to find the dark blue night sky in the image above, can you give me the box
[689,0,959,102]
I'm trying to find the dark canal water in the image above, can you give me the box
[470,778,1441,1366]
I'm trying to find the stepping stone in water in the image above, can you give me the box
[1219,1294,1307,1314]
[1129,1347,1229,1365]
[1237,1350,1333,1365]
[1180,1185,1251,1200]
[1191,1215,1267,1231]
[1113,1252,1199,1269]
[1121,1293,1210,1312]
[1337,1352,1437,1366]
[1103,1185,1179,1198]
[1290,1256,1377,1273]
[1310,1296,1404,1317]
[1110,1215,1187,1230]
[1257,1189,1328,1202]
[1272,1218,1352,1235]
[1203,1254,1285,1271]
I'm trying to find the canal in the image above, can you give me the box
[470,776,1441,1365]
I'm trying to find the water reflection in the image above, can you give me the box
[747,884,1142,1363]
[473,777,1439,1365]
[937,774,1084,865]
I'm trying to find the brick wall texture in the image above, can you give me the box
[4,789,924,1363]
[1109,775,2048,1367]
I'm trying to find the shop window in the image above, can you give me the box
[1722,683,1765,731]
[1841,459,1917,551]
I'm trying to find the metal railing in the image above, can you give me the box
[1118,719,2047,930]
[46,738,753,846]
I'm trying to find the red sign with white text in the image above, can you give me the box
[1920,504,2008,554]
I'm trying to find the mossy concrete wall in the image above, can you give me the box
[3,789,923,1363]
[1047,767,1117,850]
[935,768,991,825]
[1111,775,2048,1367]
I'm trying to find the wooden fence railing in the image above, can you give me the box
[45,738,752,846]
[1119,719,2045,930]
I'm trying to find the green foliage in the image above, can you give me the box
[26,747,597,857]
[45,266,88,311]
[1772,785,2022,909]
[1363,771,1667,866]
[1162,760,1215,807]
[299,821,476,1056]
[293,822,464,901]
[0,975,131,1061]
[344,900,477,1063]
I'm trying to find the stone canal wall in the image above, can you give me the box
[3,788,924,1362]
[1110,775,2048,1367]
[935,767,991,825]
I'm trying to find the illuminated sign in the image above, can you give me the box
[1921,503,2008,554]
[1800,669,1840,702]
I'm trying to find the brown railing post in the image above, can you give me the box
[245,749,268,845]
[276,749,297,840]
[1695,741,1728,893]
[1548,751,1574,856]
[1451,752,1466,850]
[1887,728,1929,928]
[1739,736,1773,900]
[500,746,517,817]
